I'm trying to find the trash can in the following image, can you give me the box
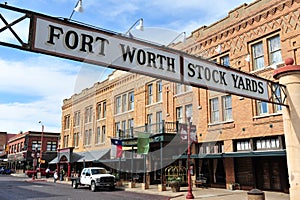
[247,189,265,200]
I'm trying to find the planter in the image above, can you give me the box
[170,181,180,192]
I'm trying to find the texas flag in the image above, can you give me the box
[111,139,123,158]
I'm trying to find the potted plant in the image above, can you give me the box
[169,177,182,192]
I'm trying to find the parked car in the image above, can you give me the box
[25,168,54,177]
[0,167,12,175]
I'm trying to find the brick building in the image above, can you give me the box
[7,131,60,172]
[60,0,300,192]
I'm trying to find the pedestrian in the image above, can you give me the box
[45,167,50,178]
[53,170,58,183]
[60,168,65,181]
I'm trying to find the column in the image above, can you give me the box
[273,58,300,200]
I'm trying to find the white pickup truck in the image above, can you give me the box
[71,167,115,192]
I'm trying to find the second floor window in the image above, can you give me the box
[64,115,70,129]
[268,35,282,65]
[85,106,92,123]
[128,91,134,110]
[147,84,153,105]
[176,106,183,123]
[222,95,232,121]
[157,81,162,102]
[116,96,121,114]
[210,98,219,123]
[251,34,282,71]
[46,141,57,151]
[74,111,80,127]
[252,42,264,70]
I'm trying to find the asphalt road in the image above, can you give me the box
[0,175,169,200]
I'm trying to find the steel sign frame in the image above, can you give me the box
[0,3,287,106]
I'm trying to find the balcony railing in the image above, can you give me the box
[114,120,179,139]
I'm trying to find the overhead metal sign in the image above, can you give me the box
[0,3,286,105]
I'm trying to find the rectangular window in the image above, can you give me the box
[176,107,183,123]
[220,55,230,67]
[64,115,70,129]
[122,94,127,112]
[74,111,80,127]
[115,122,120,138]
[256,138,280,150]
[156,111,163,132]
[73,132,79,147]
[222,95,232,121]
[85,106,92,123]
[101,126,106,143]
[103,101,106,118]
[210,98,219,123]
[96,127,100,144]
[128,91,134,110]
[89,129,92,145]
[84,130,89,146]
[97,103,101,119]
[116,96,121,114]
[257,101,268,115]
[128,119,134,137]
[32,141,41,151]
[157,81,162,102]
[268,35,282,65]
[147,84,153,105]
[236,140,251,151]
[252,42,264,70]
[46,141,57,151]
[122,120,126,135]
[63,135,69,148]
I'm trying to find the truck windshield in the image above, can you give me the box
[91,168,107,175]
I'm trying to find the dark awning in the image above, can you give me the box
[49,149,109,164]
[172,150,286,160]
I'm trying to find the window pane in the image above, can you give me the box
[157,81,162,102]
[116,97,121,114]
[220,55,230,67]
[222,95,232,121]
[148,84,153,104]
[268,35,282,64]
[210,98,219,123]
[252,42,264,70]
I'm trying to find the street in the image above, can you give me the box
[0,175,169,200]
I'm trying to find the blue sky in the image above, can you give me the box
[0,0,254,133]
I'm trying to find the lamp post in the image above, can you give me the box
[32,144,38,180]
[186,111,194,199]
[38,121,44,168]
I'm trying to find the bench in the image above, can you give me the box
[195,179,207,188]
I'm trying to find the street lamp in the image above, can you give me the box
[125,18,144,36]
[38,121,44,168]
[186,110,194,199]
[168,32,186,45]
[32,144,38,180]
[69,0,84,20]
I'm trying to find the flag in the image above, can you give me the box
[137,133,150,154]
[111,139,123,158]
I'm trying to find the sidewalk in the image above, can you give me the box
[12,173,290,200]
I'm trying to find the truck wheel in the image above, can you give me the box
[91,181,97,192]
[72,180,78,189]
[110,186,115,191]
